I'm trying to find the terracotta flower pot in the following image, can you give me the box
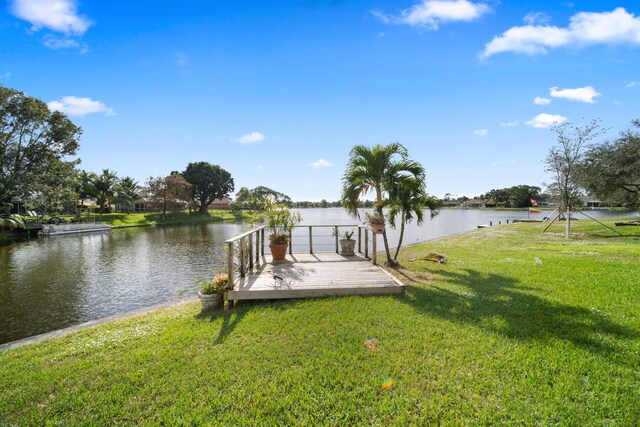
[370,223,384,234]
[269,243,288,261]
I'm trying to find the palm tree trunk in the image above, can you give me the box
[394,221,405,261]
[375,186,393,264]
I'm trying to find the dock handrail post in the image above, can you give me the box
[261,228,265,256]
[227,241,234,289]
[309,226,313,254]
[358,227,362,253]
[255,230,260,267]
[288,231,292,255]
[334,226,339,253]
[372,232,377,265]
[248,233,254,270]
[239,237,246,277]
[364,228,369,259]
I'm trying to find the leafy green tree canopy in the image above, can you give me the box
[1,85,81,205]
[182,162,234,213]
[579,119,640,206]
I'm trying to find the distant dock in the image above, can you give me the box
[41,223,112,236]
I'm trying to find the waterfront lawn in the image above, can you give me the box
[71,210,246,228]
[1,218,639,425]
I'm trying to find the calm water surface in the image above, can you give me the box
[1,209,637,344]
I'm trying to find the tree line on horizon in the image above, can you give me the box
[2,84,639,222]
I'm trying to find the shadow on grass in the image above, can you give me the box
[392,266,637,361]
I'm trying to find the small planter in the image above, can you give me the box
[198,291,223,311]
[370,223,384,234]
[339,238,355,256]
[269,243,288,261]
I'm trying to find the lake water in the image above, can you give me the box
[1,208,637,344]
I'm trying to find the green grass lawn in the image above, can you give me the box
[1,218,639,425]
[65,210,248,228]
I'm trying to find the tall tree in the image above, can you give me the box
[92,169,119,221]
[145,173,192,218]
[182,162,234,213]
[27,159,78,219]
[341,142,426,266]
[0,85,81,205]
[579,119,640,206]
[545,119,605,238]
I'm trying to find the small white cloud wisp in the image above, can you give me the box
[373,0,490,30]
[473,129,488,136]
[550,86,600,103]
[47,96,115,117]
[525,113,568,128]
[534,97,552,105]
[235,132,265,144]
[309,159,332,169]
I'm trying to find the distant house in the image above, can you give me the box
[208,197,233,210]
[441,200,462,207]
[462,199,488,208]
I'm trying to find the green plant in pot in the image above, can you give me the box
[196,273,228,311]
[364,211,385,234]
[252,198,302,261]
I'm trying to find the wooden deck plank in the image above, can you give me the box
[228,252,404,301]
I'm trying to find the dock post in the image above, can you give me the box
[239,237,245,277]
[227,241,234,308]
[248,233,254,270]
[364,229,369,259]
[261,228,265,256]
[490,221,493,226]
[372,232,377,265]
[288,231,292,255]
[358,227,362,253]
[255,230,260,267]
[309,226,313,254]
[334,226,339,253]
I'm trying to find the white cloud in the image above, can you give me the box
[374,0,491,30]
[0,72,11,79]
[175,52,189,70]
[525,113,568,128]
[500,121,519,127]
[47,96,115,117]
[473,129,488,136]
[534,96,552,105]
[550,86,600,103]
[482,7,640,57]
[524,12,550,25]
[42,34,87,52]
[10,0,92,35]
[235,132,265,144]
[309,159,332,169]
[627,81,638,87]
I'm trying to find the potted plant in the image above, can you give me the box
[365,211,385,234]
[335,229,356,256]
[252,199,302,262]
[196,273,228,311]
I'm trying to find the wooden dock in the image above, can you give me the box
[227,253,404,302]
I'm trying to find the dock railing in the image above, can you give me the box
[225,224,381,291]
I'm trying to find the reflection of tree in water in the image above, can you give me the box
[393,266,637,361]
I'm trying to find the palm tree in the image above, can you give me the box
[114,176,140,214]
[92,169,118,222]
[341,142,426,265]
[387,182,440,262]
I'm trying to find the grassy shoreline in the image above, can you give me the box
[1,217,639,424]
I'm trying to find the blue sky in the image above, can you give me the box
[1,0,639,201]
